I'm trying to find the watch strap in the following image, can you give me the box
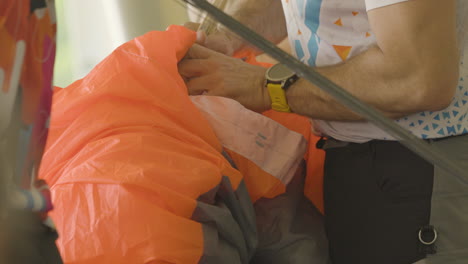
[267,83,291,112]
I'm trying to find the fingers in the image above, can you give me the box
[185,75,218,96]
[196,31,206,44]
[178,59,203,77]
[188,30,240,55]
[183,22,206,44]
[178,58,221,96]
[183,22,200,31]
[185,44,218,60]
[203,33,235,55]
[178,58,212,78]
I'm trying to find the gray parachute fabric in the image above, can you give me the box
[193,160,330,264]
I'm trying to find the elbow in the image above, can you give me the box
[412,67,459,112]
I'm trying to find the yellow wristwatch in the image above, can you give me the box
[265,63,299,112]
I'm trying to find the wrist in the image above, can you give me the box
[264,64,298,113]
[261,80,272,112]
[254,67,271,113]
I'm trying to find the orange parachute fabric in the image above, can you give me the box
[39,25,324,264]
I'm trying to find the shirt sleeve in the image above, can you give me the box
[365,0,409,11]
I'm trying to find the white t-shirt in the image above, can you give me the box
[282,0,468,142]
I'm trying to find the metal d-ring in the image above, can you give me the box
[419,226,438,245]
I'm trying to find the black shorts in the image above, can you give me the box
[321,139,434,264]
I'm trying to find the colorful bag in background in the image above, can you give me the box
[0,0,61,263]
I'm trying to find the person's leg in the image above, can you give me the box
[323,140,434,264]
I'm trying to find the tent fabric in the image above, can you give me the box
[39,25,326,263]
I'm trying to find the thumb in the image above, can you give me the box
[186,44,217,59]
[203,33,236,56]
[196,30,206,44]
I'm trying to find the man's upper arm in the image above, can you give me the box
[367,0,459,109]
[365,0,409,11]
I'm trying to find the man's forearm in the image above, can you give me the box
[287,46,403,121]
[286,0,459,121]
[222,0,287,50]
[287,44,458,121]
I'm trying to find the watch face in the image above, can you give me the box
[266,64,296,82]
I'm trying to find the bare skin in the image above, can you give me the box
[179,0,459,121]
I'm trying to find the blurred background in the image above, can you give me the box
[53,0,189,87]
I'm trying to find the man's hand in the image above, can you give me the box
[200,29,244,56]
[184,0,286,55]
[184,22,243,55]
[178,44,271,112]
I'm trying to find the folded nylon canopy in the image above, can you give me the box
[39,26,325,264]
